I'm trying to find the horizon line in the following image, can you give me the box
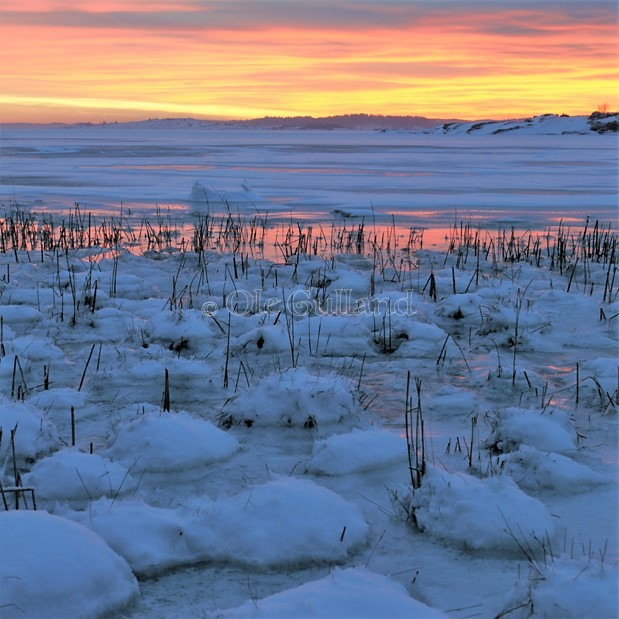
[3,109,611,127]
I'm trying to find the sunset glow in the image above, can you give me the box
[1,1,617,123]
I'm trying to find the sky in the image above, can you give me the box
[0,0,617,123]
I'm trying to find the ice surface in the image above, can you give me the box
[1,123,616,229]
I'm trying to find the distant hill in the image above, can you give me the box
[55,114,461,131]
[231,114,459,130]
[3,112,616,134]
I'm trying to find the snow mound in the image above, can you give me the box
[66,478,368,574]
[219,368,364,428]
[307,428,406,475]
[0,304,42,332]
[485,407,576,454]
[0,510,138,619]
[190,180,226,205]
[217,567,448,618]
[0,398,60,465]
[409,467,555,551]
[61,498,196,577]
[500,556,618,619]
[87,307,145,342]
[11,335,65,361]
[105,410,239,474]
[383,320,447,357]
[436,292,483,320]
[200,477,369,567]
[496,445,610,493]
[22,449,137,502]
[102,273,157,300]
[146,308,215,352]
[28,387,87,413]
[233,323,293,355]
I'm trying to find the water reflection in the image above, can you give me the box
[81,164,216,171]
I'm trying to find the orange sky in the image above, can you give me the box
[1,1,617,123]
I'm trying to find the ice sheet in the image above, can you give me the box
[1,127,616,229]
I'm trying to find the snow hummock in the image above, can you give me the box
[408,467,555,551]
[485,407,577,454]
[63,477,369,576]
[0,398,61,465]
[219,367,364,428]
[198,477,369,566]
[498,555,618,619]
[496,445,610,493]
[60,498,198,577]
[146,308,216,352]
[27,388,88,415]
[0,510,139,619]
[22,449,137,502]
[105,410,240,475]
[307,428,407,475]
[216,567,449,618]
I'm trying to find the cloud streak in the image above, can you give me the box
[3,1,616,30]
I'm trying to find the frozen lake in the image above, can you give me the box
[1,127,617,231]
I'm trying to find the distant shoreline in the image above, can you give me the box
[2,112,616,135]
